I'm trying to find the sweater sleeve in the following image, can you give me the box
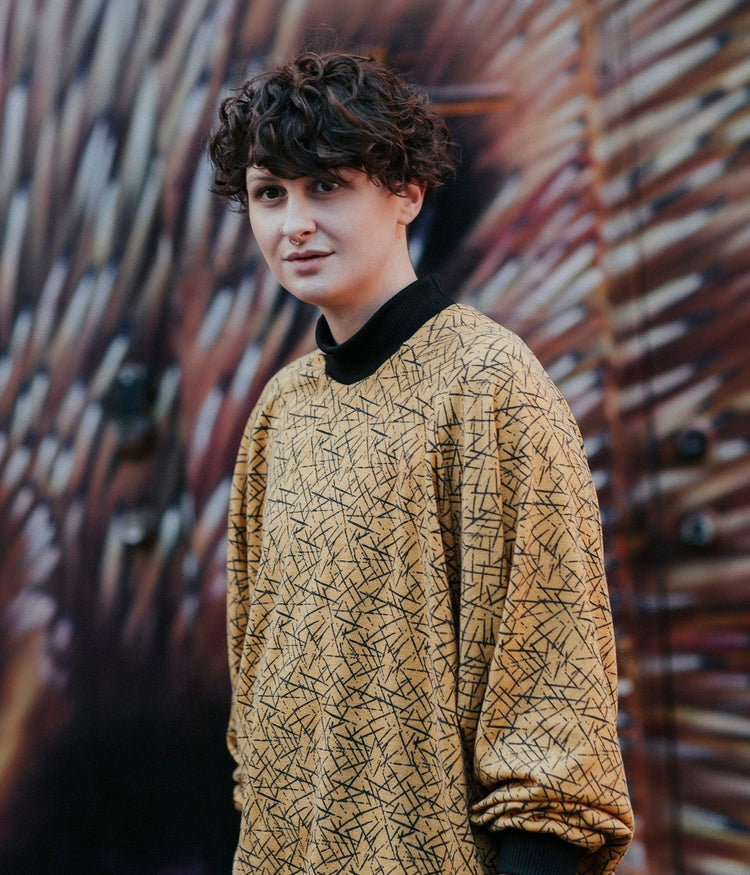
[447,341,633,875]
[226,425,252,812]
[226,389,273,812]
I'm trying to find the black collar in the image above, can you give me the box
[315,275,454,384]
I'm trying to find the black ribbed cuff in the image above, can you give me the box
[495,829,585,875]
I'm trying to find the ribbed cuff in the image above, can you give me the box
[495,829,585,875]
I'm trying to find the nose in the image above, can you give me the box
[280,192,316,243]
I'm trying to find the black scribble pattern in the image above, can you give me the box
[227,304,632,875]
[1,0,749,872]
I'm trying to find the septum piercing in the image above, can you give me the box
[289,235,303,246]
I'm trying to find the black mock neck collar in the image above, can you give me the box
[314,274,454,385]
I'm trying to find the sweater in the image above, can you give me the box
[226,275,633,875]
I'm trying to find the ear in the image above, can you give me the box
[397,181,426,226]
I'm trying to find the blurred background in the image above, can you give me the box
[1,1,749,873]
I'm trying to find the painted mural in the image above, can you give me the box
[1,1,749,873]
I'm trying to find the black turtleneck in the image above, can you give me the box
[314,274,454,384]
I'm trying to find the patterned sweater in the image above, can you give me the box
[226,276,633,875]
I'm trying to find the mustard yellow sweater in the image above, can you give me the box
[226,276,633,875]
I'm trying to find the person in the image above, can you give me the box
[210,51,633,875]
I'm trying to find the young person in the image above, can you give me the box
[210,51,633,875]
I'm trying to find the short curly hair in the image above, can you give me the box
[209,51,456,211]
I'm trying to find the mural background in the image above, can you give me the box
[1,1,749,873]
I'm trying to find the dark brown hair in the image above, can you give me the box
[209,51,456,211]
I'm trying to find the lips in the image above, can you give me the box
[285,249,330,261]
[284,250,332,275]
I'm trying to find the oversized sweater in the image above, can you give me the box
[226,275,633,875]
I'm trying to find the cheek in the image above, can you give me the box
[248,217,276,256]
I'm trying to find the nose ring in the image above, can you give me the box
[289,235,303,246]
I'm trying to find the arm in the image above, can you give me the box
[446,341,633,874]
[226,393,272,811]
[226,425,253,811]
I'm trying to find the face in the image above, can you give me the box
[245,166,424,335]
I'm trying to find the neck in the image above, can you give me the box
[315,274,454,385]
[320,265,419,344]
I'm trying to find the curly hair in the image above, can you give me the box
[209,51,456,211]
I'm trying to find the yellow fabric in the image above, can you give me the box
[227,303,633,874]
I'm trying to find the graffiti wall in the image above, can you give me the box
[1,1,749,873]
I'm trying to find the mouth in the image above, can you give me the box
[285,250,331,269]
[285,249,331,261]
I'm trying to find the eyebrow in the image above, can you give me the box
[245,170,281,183]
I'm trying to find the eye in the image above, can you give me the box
[253,185,285,202]
[312,179,340,194]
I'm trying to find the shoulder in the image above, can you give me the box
[245,348,325,425]
[418,303,555,394]
[418,304,584,446]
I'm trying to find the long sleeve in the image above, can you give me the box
[227,426,252,812]
[226,389,273,812]
[442,341,633,874]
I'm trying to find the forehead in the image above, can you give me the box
[245,165,362,184]
[245,167,282,182]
